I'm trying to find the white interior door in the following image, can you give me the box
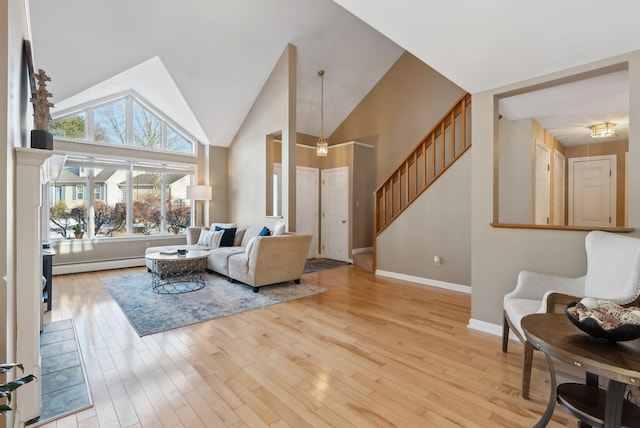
[534,139,550,225]
[568,155,616,227]
[296,166,318,259]
[321,167,349,261]
[553,150,565,225]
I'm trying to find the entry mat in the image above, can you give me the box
[32,319,93,424]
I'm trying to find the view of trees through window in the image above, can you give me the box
[49,112,86,139]
[47,92,198,239]
[49,93,195,155]
[49,165,193,239]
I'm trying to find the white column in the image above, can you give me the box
[14,147,53,424]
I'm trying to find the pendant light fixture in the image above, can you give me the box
[316,70,328,156]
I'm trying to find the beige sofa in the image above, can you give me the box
[145,225,312,292]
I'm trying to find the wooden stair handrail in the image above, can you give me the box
[374,93,471,238]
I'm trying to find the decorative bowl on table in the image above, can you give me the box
[565,300,640,342]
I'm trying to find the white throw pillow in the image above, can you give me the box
[197,230,224,248]
[245,236,257,256]
[272,220,286,236]
[210,230,224,248]
[197,230,213,246]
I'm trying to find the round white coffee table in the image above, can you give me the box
[145,249,210,294]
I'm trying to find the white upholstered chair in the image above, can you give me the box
[502,230,640,398]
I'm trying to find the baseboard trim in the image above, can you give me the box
[467,318,519,341]
[53,258,146,275]
[375,270,470,294]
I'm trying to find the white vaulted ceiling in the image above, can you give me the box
[332,0,640,146]
[29,0,640,148]
[28,0,403,147]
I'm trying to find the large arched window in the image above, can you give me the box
[49,92,196,155]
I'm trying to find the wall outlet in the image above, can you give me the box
[433,255,441,266]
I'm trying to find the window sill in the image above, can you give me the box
[51,233,187,245]
[490,223,634,233]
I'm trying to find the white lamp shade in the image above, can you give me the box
[186,184,212,200]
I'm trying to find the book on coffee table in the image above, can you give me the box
[159,250,177,255]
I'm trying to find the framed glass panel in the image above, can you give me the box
[133,101,161,149]
[49,166,87,239]
[94,169,126,237]
[49,112,86,139]
[165,173,192,232]
[167,126,194,154]
[132,170,161,234]
[94,99,127,144]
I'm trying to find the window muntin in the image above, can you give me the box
[50,93,197,155]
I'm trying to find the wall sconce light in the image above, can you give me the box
[590,122,616,138]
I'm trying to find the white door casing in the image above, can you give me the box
[321,167,349,261]
[272,163,282,217]
[553,150,566,225]
[568,155,616,227]
[296,166,319,259]
[626,152,629,227]
[534,139,550,225]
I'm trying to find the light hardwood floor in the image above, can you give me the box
[39,265,579,427]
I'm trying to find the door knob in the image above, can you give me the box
[342,220,346,224]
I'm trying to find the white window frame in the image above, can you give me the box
[50,90,197,156]
[45,154,197,241]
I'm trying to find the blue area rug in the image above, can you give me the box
[100,273,326,336]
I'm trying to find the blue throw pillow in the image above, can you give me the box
[259,226,271,236]
[214,226,237,247]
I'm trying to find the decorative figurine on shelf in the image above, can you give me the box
[29,68,54,150]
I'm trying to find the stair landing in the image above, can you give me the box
[352,251,373,273]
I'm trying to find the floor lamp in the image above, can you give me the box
[186,185,212,227]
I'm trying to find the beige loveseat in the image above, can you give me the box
[145,225,312,292]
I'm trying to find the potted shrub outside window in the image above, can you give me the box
[73,224,84,239]
[170,223,186,234]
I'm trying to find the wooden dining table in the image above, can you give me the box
[521,313,640,428]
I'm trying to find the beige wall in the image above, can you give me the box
[228,45,297,231]
[329,51,469,283]
[470,50,640,328]
[498,118,532,223]
[377,151,471,285]
[270,139,374,254]
[209,145,229,223]
[330,51,465,186]
[352,144,375,249]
